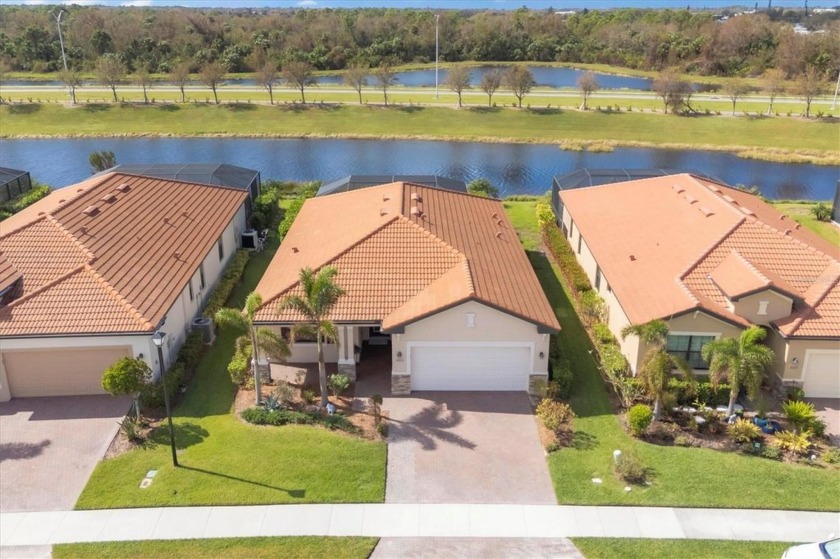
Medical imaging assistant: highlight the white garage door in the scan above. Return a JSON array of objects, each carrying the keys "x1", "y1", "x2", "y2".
[
  {"x1": 410, "y1": 345, "x2": 531, "y2": 391},
  {"x1": 803, "y1": 350, "x2": 840, "y2": 398},
  {"x1": 3, "y1": 346, "x2": 131, "y2": 398}
]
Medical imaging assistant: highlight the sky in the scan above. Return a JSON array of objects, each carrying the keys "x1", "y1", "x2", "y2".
[{"x1": 2, "y1": 0, "x2": 838, "y2": 9}]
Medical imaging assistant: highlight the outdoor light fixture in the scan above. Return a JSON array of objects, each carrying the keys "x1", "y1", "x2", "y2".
[
  {"x1": 153, "y1": 331, "x2": 179, "y2": 467},
  {"x1": 396, "y1": 351, "x2": 404, "y2": 361},
  {"x1": 539, "y1": 352, "x2": 545, "y2": 359},
  {"x1": 792, "y1": 357, "x2": 799, "y2": 365}
]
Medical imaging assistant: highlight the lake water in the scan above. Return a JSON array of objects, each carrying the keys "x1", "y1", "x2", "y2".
[
  {"x1": 2, "y1": 66, "x2": 713, "y2": 91},
  {"x1": 0, "y1": 137, "x2": 836, "y2": 200}
]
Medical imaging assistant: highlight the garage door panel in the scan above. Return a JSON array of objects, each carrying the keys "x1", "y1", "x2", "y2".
[
  {"x1": 410, "y1": 345, "x2": 530, "y2": 391},
  {"x1": 803, "y1": 351, "x2": 840, "y2": 399},
  {"x1": 3, "y1": 347, "x2": 131, "y2": 398}
]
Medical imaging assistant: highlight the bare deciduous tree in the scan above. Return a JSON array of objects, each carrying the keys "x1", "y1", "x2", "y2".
[
  {"x1": 651, "y1": 69, "x2": 691, "y2": 114},
  {"x1": 373, "y1": 62, "x2": 397, "y2": 106},
  {"x1": 761, "y1": 68, "x2": 786, "y2": 115},
  {"x1": 343, "y1": 63, "x2": 368, "y2": 104},
  {"x1": 577, "y1": 70, "x2": 599, "y2": 110},
  {"x1": 503, "y1": 65, "x2": 535, "y2": 108},
  {"x1": 59, "y1": 68, "x2": 82, "y2": 104},
  {"x1": 445, "y1": 64, "x2": 472, "y2": 108},
  {"x1": 795, "y1": 66, "x2": 826, "y2": 118},
  {"x1": 479, "y1": 69, "x2": 502, "y2": 107},
  {"x1": 723, "y1": 77, "x2": 750, "y2": 115},
  {"x1": 95, "y1": 54, "x2": 126, "y2": 102},
  {"x1": 256, "y1": 62, "x2": 279, "y2": 105},
  {"x1": 199, "y1": 61, "x2": 226, "y2": 104},
  {"x1": 169, "y1": 61, "x2": 191, "y2": 103},
  {"x1": 283, "y1": 60, "x2": 315, "y2": 104},
  {"x1": 134, "y1": 65, "x2": 153, "y2": 104}
]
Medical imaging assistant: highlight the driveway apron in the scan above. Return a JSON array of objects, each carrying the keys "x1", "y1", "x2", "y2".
[
  {"x1": 384, "y1": 392, "x2": 556, "y2": 505},
  {"x1": 0, "y1": 395, "x2": 131, "y2": 512}
]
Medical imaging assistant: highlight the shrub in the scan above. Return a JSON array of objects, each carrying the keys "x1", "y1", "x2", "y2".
[
  {"x1": 328, "y1": 374, "x2": 351, "y2": 398},
  {"x1": 302, "y1": 389, "x2": 316, "y2": 405},
  {"x1": 592, "y1": 323, "x2": 617, "y2": 346},
  {"x1": 786, "y1": 386, "x2": 805, "y2": 402},
  {"x1": 203, "y1": 249, "x2": 249, "y2": 320},
  {"x1": 0, "y1": 184, "x2": 50, "y2": 219},
  {"x1": 821, "y1": 447, "x2": 840, "y2": 465},
  {"x1": 534, "y1": 202, "x2": 555, "y2": 227},
  {"x1": 549, "y1": 358, "x2": 573, "y2": 400},
  {"x1": 807, "y1": 417, "x2": 827, "y2": 438},
  {"x1": 241, "y1": 406, "x2": 357, "y2": 433},
  {"x1": 227, "y1": 349, "x2": 251, "y2": 385},
  {"x1": 811, "y1": 202, "x2": 831, "y2": 222},
  {"x1": 774, "y1": 430, "x2": 812, "y2": 456},
  {"x1": 467, "y1": 178, "x2": 499, "y2": 198},
  {"x1": 536, "y1": 398, "x2": 575, "y2": 431},
  {"x1": 119, "y1": 417, "x2": 142, "y2": 442},
  {"x1": 782, "y1": 400, "x2": 816, "y2": 434},
  {"x1": 761, "y1": 446, "x2": 782, "y2": 460},
  {"x1": 627, "y1": 404, "x2": 653, "y2": 436},
  {"x1": 674, "y1": 435, "x2": 691, "y2": 447},
  {"x1": 272, "y1": 381, "x2": 295, "y2": 404},
  {"x1": 377, "y1": 422, "x2": 389, "y2": 438},
  {"x1": 139, "y1": 362, "x2": 184, "y2": 409},
  {"x1": 619, "y1": 377, "x2": 647, "y2": 406},
  {"x1": 580, "y1": 290, "x2": 606, "y2": 325},
  {"x1": 177, "y1": 330, "x2": 205, "y2": 371},
  {"x1": 102, "y1": 357, "x2": 150, "y2": 396},
  {"x1": 548, "y1": 335, "x2": 563, "y2": 363},
  {"x1": 614, "y1": 451, "x2": 646, "y2": 484},
  {"x1": 541, "y1": 224, "x2": 591, "y2": 294},
  {"x1": 727, "y1": 418, "x2": 762, "y2": 443},
  {"x1": 668, "y1": 378, "x2": 729, "y2": 407}
]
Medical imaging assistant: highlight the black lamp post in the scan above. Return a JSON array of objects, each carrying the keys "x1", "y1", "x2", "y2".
[{"x1": 153, "y1": 331, "x2": 178, "y2": 467}]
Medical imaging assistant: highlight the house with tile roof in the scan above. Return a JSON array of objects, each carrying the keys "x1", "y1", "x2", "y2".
[
  {"x1": 254, "y1": 182, "x2": 560, "y2": 395},
  {"x1": 0, "y1": 173, "x2": 249, "y2": 401},
  {"x1": 557, "y1": 173, "x2": 840, "y2": 398}
]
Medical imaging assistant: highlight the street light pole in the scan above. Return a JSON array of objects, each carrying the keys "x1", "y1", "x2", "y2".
[
  {"x1": 153, "y1": 331, "x2": 179, "y2": 468},
  {"x1": 435, "y1": 14, "x2": 440, "y2": 100},
  {"x1": 53, "y1": 9, "x2": 68, "y2": 72},
  {"x1": 832, "y1": 68, "x2": 839, "y2": 111}
]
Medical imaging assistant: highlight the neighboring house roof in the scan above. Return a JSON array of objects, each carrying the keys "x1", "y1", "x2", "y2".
[
  {"x1": 553, "y1": 168, "x2": 717, "y2": 191},
  {"x1": 94, "y1": 163, "x2": 259, "y2": 192},
  {"x1": 0, "y1": 173, "x2": 248, "y2": 337},
  {"x1": 318, "y1": 175, "x2": 467, "y2": 197},
  {"x1": 254, "y1": 182, "x2": 559, "y2": 333},
  {"x1": 559, "y1": 173, "x2": 840, "y2": 338}
]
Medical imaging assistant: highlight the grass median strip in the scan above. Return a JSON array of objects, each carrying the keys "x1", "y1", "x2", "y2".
[
  {"x1": 52, "y1": 537, "x2": 379, "y2": 559},
  {"x1": 505, "y1": 201, "x2": 840, "y2": 511},
  {"x1": 572, "y1": 538, "x2": 795, "y2": 559}
]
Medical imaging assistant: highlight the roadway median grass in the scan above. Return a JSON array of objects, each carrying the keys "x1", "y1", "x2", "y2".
[
  {"x1": 0, "y1": 102, "x2": 837, "y2": 163},
  {"x1": 75, "y1": 232, "x2": 386, "y2": 510},
  {"x1": 505, "y1": 201, "x2": 840, "y2": 511}
]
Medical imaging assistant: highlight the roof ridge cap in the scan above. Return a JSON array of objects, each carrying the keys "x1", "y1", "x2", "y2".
[
  {"x1": 3, "y1": 265, "x2": 87, "y2": 310},
  {"x1": 0, "y1": 212, "x2": 50, "y2": 241},
  {"x1": 461, "y1": 258, "x2": 476, "y2": 297},
  {"x1": 730, "y1": 249, "x2": 772, "y2": 286},
  {"x1": 678, "y1": 217, "x2": 745, "y2": 280},
  {"x1": 783, "y1": 264, "x2": 840, "y2": 335},
  {"x1": 113, "y1": 172, "x2": 251, "y2": 194},
  {"x1": 83, "y1": 264, "x2": 154, "y2": 329},
  {"x1": 755, "y1": 219, "x2": 837, "y2": 263}
]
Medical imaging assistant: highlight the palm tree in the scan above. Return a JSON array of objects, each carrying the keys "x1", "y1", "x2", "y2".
[
  {"x1": 215, "y1": 292, "x2": 289, "y2": 405},
  {"x1": 278, "y1": 267, "x2": 345, "y2": 408},
  {"x1": 621, "y1": 319, "x2": 692, "y2": 420},
  {"x1": 701, "y1": 325, "x2": 775, "y2": 417}
]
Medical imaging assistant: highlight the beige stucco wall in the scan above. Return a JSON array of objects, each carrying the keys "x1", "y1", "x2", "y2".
[
  {"x1": 776, "y1": 337, "x2": 840, "y2": 382},
  {"x1": 732, "y1": 290, "x2": 793, "y2": 326},
  {"x1": 391, "y1": 300, "x2": 550, "y2": 376}
]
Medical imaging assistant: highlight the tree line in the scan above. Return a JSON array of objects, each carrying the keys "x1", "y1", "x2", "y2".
[{"x1": 0, "y1": 5, "x2": 837, "y2": 81}]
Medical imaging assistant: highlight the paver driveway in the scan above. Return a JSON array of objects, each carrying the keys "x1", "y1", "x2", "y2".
[
  {"x1": 384, "y1": 392, "x2": 556, "y2": 505},
  {"x1": 0, "y1": 395, "x2": 130, "y2": 512}
]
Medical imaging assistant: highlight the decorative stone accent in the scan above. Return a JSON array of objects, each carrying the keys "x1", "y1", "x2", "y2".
[
  {"x1": 391, "y1": 373, "x2": 411, "y2": 395},
  {"x1": 529, "y1": 373, "x2": 549, "y2": 396},
  {"x1": 337, "y1": 362, "x2": 357, "y2": 381}
]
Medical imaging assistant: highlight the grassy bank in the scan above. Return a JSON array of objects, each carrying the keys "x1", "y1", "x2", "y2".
[
  {"x1": 775, "y1": 202, "x2": 840, "y2": 248},
  {"x1": 53, "y1": 538, "x2": 379, "y2": 559},
  {"x1": 505, "y1": 201, "x2": 840, "y2": 511},
  {"x1": 1, "y1": 103, "x2": 837, "y2": 164}
]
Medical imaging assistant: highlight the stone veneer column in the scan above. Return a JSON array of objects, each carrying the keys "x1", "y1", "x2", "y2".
[
  {"x1": 337, "y1": 361, "x2": 357, "y2": 382},
  {"x1": 391, "y1": 373, "x2": 411, "y2": 395},
  {"x1": 528, "y1": 373, "x2": 549, "y2": 396}
]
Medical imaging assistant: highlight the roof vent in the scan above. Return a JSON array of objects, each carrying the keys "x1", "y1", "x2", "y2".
[
  {"x1": 79, "y1": 226, "x2": 88, "y2": 235},
  {"x1": 709, "y1": 186, "x2": 721, "y2": 193},
  {"x1": 492, "y1": 212, "x2": 499, "y2": 219},
  {"x1": 380, "y1": 208, "x2": 388, "y2": 216},
  {"x1": 100, "y1": 193, "x2": 117, "y2": 203},
  {"x1": 82, "y1": 205, "x2": 100, "y2": 217},
  {"x1": 794, "y1": 223, "x2": 801, "y2": 230},
  {"x1": 495, "y1": 218, "x2": 503, "y2": 226},
  {"x1": 163, "y1": 217, "x2": 170, "y2": 225},
  {"x1": 411, "y1": 193, "x2": 422, "y2": 202},
  {"x1": 174, "y1": 251, "x2": 182, "y2": 259},
  {"x1": 672, "y1": 184, "x2": 685, "y2": 193},
  {"x1": 739, "y1": 207, "x2": 755, "y2": 216},
  {"x1": 779, "y1": 214, "x2": 787, "y2": 221},
  {"x1": 292, "y1": 247, "x2": 299, "y2": 253},
  {"x1": 784, "y1": 229, "x2": 792, "y2": 235},
  {"x1": 495, "y1": 231, "x2": 503, "y2": 239},
  {"x1": 382, "y1": 194, "x2": 390, "y2": 202},
  {"x1": 77, "y1": 188, "x2": 85, "y2": 193},
  {"x1": 684, "y1": 194, "x2": 698, "y2": 204},
  {"x1": 698, "y1": 206, "x2": 714, "y2": 217},
  {"x1": 629, "y1": 255, "x2": 636, "y2": 261},
  {"x1": 722, "y1": 195, "x2": 737, "y2": 204},
  {"x1": 410, "y1": 206, "x2": 420, "y2": 217},
  {"x1": 116, "y1": 183, "x2": 131, "y2": 193},
  {"x1": 182, "y1": 211, "x2": 190, "y2": 218}
]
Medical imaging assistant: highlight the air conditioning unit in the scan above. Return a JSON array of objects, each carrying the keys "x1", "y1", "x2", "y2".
[
  {"x1": 241, "y1": 230, "x2": 259, "y2": 251},
  {"x1": 191, "y1": 316, "x2": 215, "y2": 345}
]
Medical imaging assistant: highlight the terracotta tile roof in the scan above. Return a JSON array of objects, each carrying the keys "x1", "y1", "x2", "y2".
[
  {"x1": 0, "y1": 253, "x2": 22, "y2": 295},
  {"x1": 560, "y1": 173, "x2": 840, "y2": 338},
  {"x1": 0, "y1": 173, "x2": 248, "y2": 337},
  {"x1": 255, "y1": 183, "x2": 559, "y2": 332}
]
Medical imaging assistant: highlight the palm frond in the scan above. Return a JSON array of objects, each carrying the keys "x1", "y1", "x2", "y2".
[
  {"x1": 245, "y1": 292, "x2": 263, "y2": 320},
  {"x1": 255, "y1": 327, "x2": 291, "y2": 361},
  {"x1": 215, "y1": 307, "x2": 249, "y2": 334}
]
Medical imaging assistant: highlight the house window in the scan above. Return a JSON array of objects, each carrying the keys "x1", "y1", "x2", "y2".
[
  {"x1": 595, "y1": 266, "x2": 602, "y2": 290},
  {"x1": 577, "y1": 234, "x2": 582, "y2": 255},
  {"x1": 465, "y1": 312, "x2": 476, "y2": 328},
  {"x1": 757, "y1": 300, "x2": 769, "y2": 316},
  {"x1": 569, "y1": 220, "x2": 574, "y2": 239},
  {"x1": 667, "y1": 334, "x2": 715, "y2": 370},
  {"x1": 199, "y1": 264, "x2": 206, "y2": 289},
  {"x1": 218, "y1": 238, "x2": 225, "y2": 261},
  {"x1": 188, "y1": 279, "x2": 194, "y2": 301}
]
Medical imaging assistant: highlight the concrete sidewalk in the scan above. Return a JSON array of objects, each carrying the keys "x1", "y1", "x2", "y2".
[{"x1": 2, "y1": 504, "x2": 837, "y2": 548}]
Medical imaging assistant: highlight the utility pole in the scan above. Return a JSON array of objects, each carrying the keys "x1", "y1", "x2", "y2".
[
  {"x1": 832, "y1": 69, "x2": 839, "y2": 111},
  {"x1": 435, "y1": 14, "x2": 440, "y2": 100},
  {"x1": 53, "y1": 9, "x2": 68, "y2": 72}
]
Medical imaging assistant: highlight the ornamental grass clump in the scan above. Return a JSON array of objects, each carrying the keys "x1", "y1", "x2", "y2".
[
  {"x1": 781, "y1": 400, "x2": 816, "y2": 434},
  {"x1": 774, "y1": 430, "x2": 812, "y2": 456}
]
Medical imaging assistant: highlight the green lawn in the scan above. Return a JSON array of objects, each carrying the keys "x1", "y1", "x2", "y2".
[
  {"x1": 0, "y1": 103, "x2": 837, "y2": 163},
  {"x1": 75, "y1": 233, "x2": 386, "y2": 509},
  {"x1": 773, "y1": 202, "x2": 840, "y2": 248},
  {"x1": 505, "y1": 201, "x2": 840, "y2": 511},
  {"x1": 573, "y1": 538, "x2": 795, "y2": 559},
  {"x1": 53, "y1": 537, "x2": 378, "y2": 559}
]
